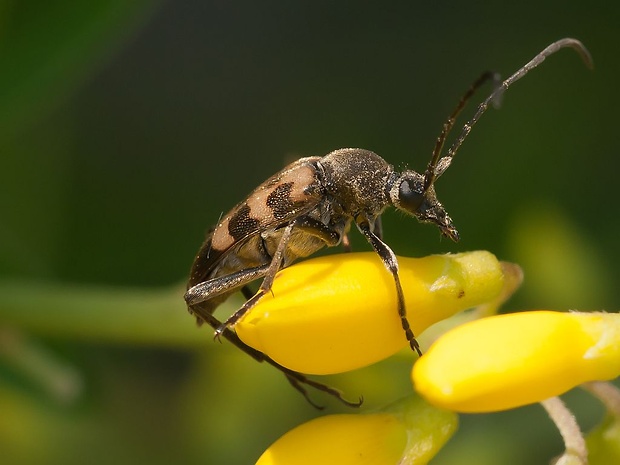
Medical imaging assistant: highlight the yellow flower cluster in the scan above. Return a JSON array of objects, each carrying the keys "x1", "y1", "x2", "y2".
[{"x1": 233, "y1": 251, "x2": 619, "y2": 464}]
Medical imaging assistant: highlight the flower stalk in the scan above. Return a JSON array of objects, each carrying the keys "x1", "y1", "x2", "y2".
[{"x1": 541, "y1": 397, "x2": 587, "y2": 465}]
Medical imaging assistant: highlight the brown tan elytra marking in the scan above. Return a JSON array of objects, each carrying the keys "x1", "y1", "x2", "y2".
[
  {"x1": 184, "y1": 38, "x2": 592, "y2": 408},
  {"x1": 211, "y1": 159, "x2": 322, "y2": 253},
  {"x1": 210, "y1": 216, "x2": 234, "y2": 251}
]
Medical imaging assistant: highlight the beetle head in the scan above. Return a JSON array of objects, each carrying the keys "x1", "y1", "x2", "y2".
[{"x1": 389, "y1": 170, "x2": 459, "y2": 242}]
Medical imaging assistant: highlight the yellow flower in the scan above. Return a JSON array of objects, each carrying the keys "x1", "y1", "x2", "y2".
[
  {"x1": 412, "y1": 311, "x2": 620, "y2": 413},
  {"x1": 255, "y1": 394, "x2": 457, "y2": 465},
  {"x1": 235, "y1": 251, "x2": 506, "y2": 374}
]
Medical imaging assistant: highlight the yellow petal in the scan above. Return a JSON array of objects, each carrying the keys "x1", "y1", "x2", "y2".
[
  {"x1": 235, "y1": 251, "x2": 506, "y2": 374},
  {"x1": 255, "y1": 395, "x2": 457, "y2": 465},
  {"x1": 413, "y1": 311, "x2": 620, "y2": 413}
]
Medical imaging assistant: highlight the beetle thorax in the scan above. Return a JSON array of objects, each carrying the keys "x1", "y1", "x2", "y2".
[{"x1": 317, "y1": 148, "x2": 393, "y2": 218}]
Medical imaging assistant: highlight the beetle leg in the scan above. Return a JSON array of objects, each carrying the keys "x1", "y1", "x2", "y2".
[
  {"x1": 215, "y1": 222, "x2": 296, "y2": 333},
  {"x1": 193, "y1": 309, "x2": 266, "y2": 362},
  {"x1": 190, "y1": 220, "x2": 364, "y2": 408},
  {"x1": 295, "y1": 214, "x2": 353, "y2": 251},
  {"x1": 217, "y1": 216, "x2": 345, "y2": 332},
  {"x1": 295, "y1": 215, "x2": 351, "y2": 251},
  {"x1": 355, "y1": 217, "x2": 422, "y2": 356},
  {"x1": 282, "y1": 370, "x2": 363, "y2": 409},
  {"x1": 184, "y1": 265, "x2": 269, "y2": 307},
  {"x1": 197, "y1": 306, "x2": 362, "y2": 408},
  {"x1": 294, "y1": 216, "x2": 342, "y2": 246}
]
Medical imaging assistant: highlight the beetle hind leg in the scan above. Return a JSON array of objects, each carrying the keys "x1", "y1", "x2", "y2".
[
  {"x1": 194, "y1": 301, "x2": 362, "y2": 408},
  {"x1": 283, "y1": 371, "x2": 363, "y2": 409}
]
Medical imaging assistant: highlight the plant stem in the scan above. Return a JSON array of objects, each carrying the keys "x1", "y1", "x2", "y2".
[{"x1": 0, "y1": 279, "x2": 229, "y2": 347}]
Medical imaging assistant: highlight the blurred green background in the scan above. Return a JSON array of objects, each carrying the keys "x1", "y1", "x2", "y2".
[{"x1": 1, "y1": 1, "x2": 618, "y2": 464}]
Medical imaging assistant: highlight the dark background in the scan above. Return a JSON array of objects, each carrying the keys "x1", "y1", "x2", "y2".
[{"x1": 1, "y1": 1, "x2": 618, "y2": 464}]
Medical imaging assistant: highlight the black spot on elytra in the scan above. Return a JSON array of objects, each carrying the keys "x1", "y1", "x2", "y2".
[
  {"x1": 228, "y1": 204, "x2": 260, "y2": 240},
  {"x1": 457, "y1": 289, "x2": 465, "y2": 298},
  {"x1": 267, "y1": 183, "x2": 295, "y2": 220}
]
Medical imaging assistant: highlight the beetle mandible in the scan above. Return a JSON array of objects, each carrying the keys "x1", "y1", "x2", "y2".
[{"x1": 185, "y1": 38, "x2": 592, "y2": 407}]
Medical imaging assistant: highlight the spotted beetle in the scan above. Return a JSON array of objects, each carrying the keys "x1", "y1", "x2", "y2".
[{"x1": 185, "y1": 38, "x2": 591, "y2": 407}]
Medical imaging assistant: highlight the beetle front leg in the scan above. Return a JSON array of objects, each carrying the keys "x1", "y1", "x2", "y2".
[
  {"x1": 294, "y1": 216, "x2": 342, "y2": 246},
  {"x1": 294, "y1": 214, "x2": 353, "y2": 251},
  {"x1": 356, "y1": 217, "x2": 422, "y2": 356}
]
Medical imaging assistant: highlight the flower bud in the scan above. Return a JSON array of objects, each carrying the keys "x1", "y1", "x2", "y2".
[
  {"x1": 255, "y1": 395, "x2": 457, "y2": 465},
  {"x1": 236, "y1": 251, "x2": 506, "y2": 374},
  {"x1": 413, "y1": 311, "x2": 620, "y2": 412}
]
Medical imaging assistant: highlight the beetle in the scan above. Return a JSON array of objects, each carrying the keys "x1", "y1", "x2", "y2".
[{"x1": 185, "y1": 38, "x2": 591, "y2": 407}]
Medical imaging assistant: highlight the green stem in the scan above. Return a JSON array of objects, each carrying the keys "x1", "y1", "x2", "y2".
[{"x1": 0, "y1": 279, "x2": 226, "y2": 347}]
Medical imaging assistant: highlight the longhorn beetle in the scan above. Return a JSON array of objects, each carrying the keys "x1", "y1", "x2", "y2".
[{"x1": 185, "y1": 38, "x2": 592, "y2": 407}]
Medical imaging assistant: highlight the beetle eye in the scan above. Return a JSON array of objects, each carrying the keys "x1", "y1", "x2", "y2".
[{"x1": 398, "y1": 180, "x2": 425, "y2": 212}]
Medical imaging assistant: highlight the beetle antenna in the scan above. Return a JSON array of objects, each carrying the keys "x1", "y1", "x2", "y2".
[
  {"x1": 423, "y1": 71, "x2": 500, "y2": 192},
  {"x1": 425, "y1": 37, "x2": 593, "y2": 190}
]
